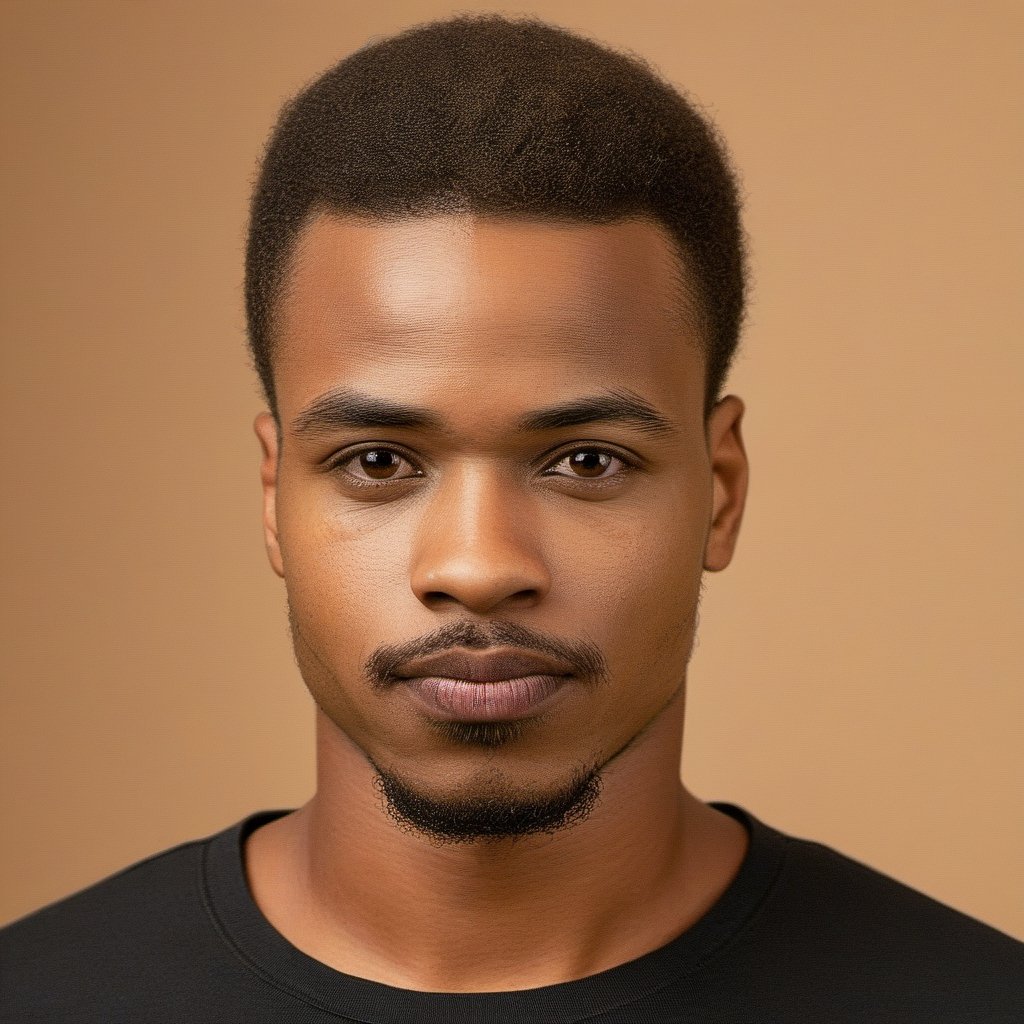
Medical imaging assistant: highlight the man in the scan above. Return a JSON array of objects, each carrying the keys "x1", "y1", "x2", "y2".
[{"x1": 1, "y1": 14, "x2": 1021, "y2": 1022}]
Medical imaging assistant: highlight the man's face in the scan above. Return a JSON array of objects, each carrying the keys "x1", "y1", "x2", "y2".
[{"x1": 256, "y1": 214, "x2": 746, "y2": 839}]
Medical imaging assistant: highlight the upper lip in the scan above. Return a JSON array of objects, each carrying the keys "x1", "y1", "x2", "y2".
[{"x1": 394, "y1": 648, "x2": 575, "y2": 683}]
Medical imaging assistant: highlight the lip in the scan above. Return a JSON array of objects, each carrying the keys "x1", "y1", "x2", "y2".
[
  {"x1": 395, "y1": 648, "x2": 576, "y2": 683},
  {"x1": 395, "y1": 648, "x2": 575, "y2": 722}
]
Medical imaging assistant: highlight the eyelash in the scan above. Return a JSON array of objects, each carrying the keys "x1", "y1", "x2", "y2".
[{"x1": 327, "y1": 444, "x2": 638, "y2": 491}]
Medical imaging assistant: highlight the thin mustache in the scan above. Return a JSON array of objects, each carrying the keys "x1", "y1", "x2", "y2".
[{"x1": 365, "y1": 619, "x2": 609, "y2": 691}]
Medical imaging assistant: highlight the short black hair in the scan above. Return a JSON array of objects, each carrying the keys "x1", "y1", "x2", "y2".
[{"x1": 245, "y1": 14, "x2": 746, "y2": 418}]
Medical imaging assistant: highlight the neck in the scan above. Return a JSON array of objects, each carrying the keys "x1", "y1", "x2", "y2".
[{"x1": 245, "y1": 703, "x2": 748, "y2": 992}]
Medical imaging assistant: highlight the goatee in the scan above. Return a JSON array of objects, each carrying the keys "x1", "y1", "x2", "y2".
[{"x1": 371, "y1": 761, "x2": 603, "y2": 844}]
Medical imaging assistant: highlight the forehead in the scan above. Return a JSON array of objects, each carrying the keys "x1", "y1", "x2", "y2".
[{"x1": 273, "y1": 213, "x2": 705, "y2": 424}]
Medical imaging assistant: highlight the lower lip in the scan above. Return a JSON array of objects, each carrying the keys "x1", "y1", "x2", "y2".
[{"x1": 402, "y1": 674, "x2": 570, "y2": 721}]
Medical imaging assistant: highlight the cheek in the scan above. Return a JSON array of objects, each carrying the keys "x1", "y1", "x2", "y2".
[
  {"x1": 568, "y1": 485, "x2": 708, "y2": 699},
  {"x1": 275, "y1": 481, "x2": 410, "y2": 670},
  {"x1": 277, "y1": 501, "x2": 418, "y2": 744}
]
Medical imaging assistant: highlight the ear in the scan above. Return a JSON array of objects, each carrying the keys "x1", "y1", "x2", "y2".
[
  {"x1": 254, "y1": 412, "x2": 285, "y2": 578},
  {"x1": 703, "y1": 395, "x2": 749, "y2": 572}
]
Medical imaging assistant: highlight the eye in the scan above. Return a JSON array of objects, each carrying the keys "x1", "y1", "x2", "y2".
[
  {"x1": 543, "y1": 447, "x2": 632, "y2": 481},
  {"x1": 334, "y1": 447, "x2": 422, "y2": 485}
]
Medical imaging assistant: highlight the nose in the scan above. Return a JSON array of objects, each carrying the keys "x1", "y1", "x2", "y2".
[{"x1": 409, "y1": 462, "x2": 550, "y2": 614}]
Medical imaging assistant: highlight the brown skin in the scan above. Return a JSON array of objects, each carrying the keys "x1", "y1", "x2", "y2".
[{"x1": 247, "y1": 213, "x2": 750, "y2": 991}]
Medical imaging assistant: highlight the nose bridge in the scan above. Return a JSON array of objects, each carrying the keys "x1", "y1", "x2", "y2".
[{"x1": 410, "y1": 458, "x2": 548, "y2": 611}]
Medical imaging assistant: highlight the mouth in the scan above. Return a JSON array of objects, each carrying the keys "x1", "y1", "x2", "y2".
[
  {"x1": 402, "y1": 674, "x2": 570, "y2": 721},
  {"x1": 394, "y1": 648, "x2": 575, "y2": 722}
]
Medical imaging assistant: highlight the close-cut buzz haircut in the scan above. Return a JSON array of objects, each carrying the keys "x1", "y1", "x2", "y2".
[{"x1": 245, "y1": 14, "x2": 747, "y2": 419}]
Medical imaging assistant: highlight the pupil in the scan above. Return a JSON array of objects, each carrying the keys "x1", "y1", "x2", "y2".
[
  {"x1": 361, "y1": 450, "x2": 398, "y2": 478},
  {"x1": 571, "y1": 451, "x2": 609, "y2": 477}
]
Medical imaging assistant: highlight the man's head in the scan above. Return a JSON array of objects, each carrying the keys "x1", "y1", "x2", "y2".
[{"x1": 249, "y1": 17, "x2": 749, "y2": 844}]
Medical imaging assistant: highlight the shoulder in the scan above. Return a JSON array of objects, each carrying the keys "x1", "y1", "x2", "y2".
[
  {"x1": 0, "y1": 824, "x2": 248, "y2": 1022},
  {"x1": 1, "y1": 832, "x2": 207, "y2": 949},
  {"x1": 719, "y1": 814, "x2": 1024, "y2": 1018},
  {"x1": 777, "y1": 829, "x2": 1022, "y2": 956}
]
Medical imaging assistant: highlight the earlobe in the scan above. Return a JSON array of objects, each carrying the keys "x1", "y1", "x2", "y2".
[
  {"x1": 254, "y1": 412, "x2": 285, "y2": 579},
  {"x1": 703, "y1": 396, "x2": 749, "y2": 573}
]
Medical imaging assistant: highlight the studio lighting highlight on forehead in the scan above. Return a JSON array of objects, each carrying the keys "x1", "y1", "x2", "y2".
[{"x1": 245, "y1": 14, "x2": 747, "y2": 416}]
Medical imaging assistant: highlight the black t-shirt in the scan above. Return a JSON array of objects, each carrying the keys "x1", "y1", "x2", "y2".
[{"x1": 2, "y1": 803, "x2": 1022, "y2": 1022}]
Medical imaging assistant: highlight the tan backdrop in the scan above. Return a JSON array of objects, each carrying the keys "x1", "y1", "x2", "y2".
[{"x1": 2, "y1": 1, "x2": 1022, "y2": 939}]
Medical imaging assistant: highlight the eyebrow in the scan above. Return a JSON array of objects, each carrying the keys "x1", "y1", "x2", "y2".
[
  {"x1": 291, "y1": 386, "x2": 677, "y2": 438},
  {"x1": 517, "y1": 389, "x2": 677, "y2": 436},
  {"x1": 292, "y1": 389, "x2": 446, "y2": 436}
]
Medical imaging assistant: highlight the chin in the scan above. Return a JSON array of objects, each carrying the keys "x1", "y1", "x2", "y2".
[{"x1": 367, "y1": 754, "x2": 604, "y2": 845}]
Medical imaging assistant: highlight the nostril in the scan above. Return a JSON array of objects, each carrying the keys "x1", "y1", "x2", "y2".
[{"x1": 419, "y1": 587, "x2": 541, "y2": 613}]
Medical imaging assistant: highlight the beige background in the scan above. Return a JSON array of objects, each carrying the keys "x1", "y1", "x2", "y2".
[{"x1": 2, "y1": 1, "x2": 1022, "y2": 938}]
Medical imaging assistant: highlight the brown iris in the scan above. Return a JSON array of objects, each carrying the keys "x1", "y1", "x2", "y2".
[
  {"x1": 359, "y1": 449, "x2": 402, "y2": 479},
  {"x1": 568, "y1": 450, "x2": 611, "y2": 478}
]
